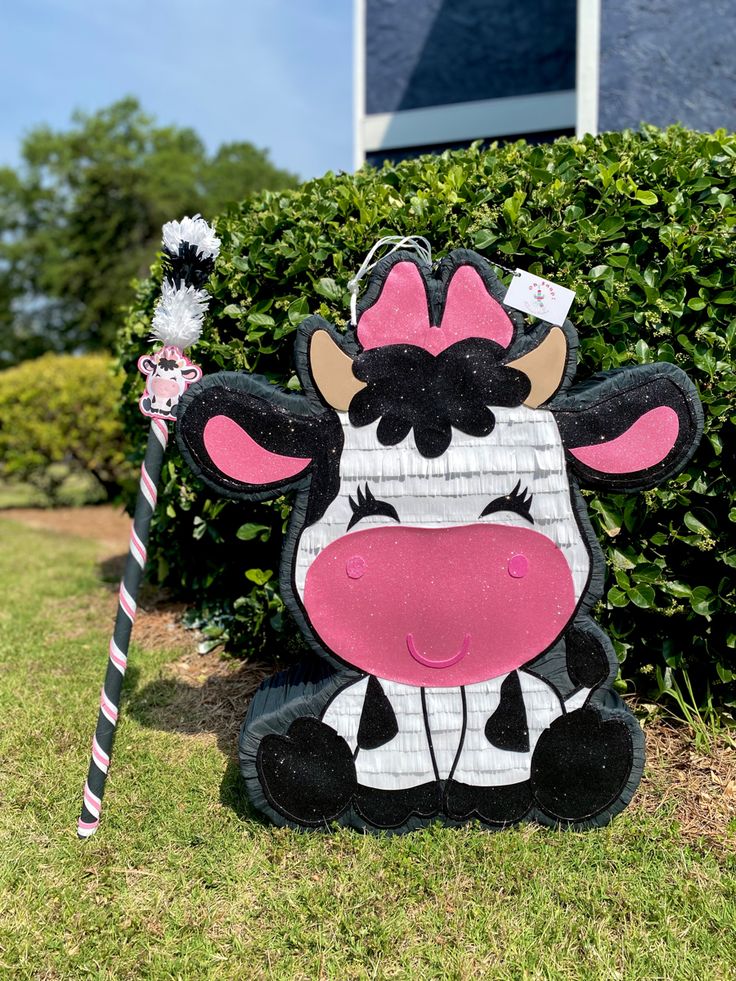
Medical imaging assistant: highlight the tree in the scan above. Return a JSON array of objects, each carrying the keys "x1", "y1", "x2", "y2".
[{"x1": 0, "y1": 98, "x2": 297, "y2": 366}]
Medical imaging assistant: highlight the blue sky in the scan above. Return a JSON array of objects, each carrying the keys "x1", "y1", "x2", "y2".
[{"x1": 0, "y1": 0, "x2": 353, "y2": 180}]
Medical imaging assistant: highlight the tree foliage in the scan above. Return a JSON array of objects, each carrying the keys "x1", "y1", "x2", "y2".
[
  {"x1": 119, "y1": 126, "x2": 735, "y2": 705},
  {"x1": 0, "y1": 353, "x2": 134, "y2": 502},
  {"x1": 0, "y1": 97, "x2": 297, "y2": 366}
]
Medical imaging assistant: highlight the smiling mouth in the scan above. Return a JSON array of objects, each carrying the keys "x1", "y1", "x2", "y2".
[{"x1": 406, "y1": 633, "x2": 471, "y2": 669}]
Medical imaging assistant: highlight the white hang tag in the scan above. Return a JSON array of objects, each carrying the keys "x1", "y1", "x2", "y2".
[{"x1": 503, "y1": 270, "x2": 575, "y2": 326}]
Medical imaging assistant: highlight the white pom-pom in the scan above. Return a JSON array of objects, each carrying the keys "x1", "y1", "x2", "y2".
[
  {"x1": 162, "y1": 214, "x2": 221, "y2": 260},
  {"x1": 150, "y1": 281, "x2": 209, "y2": 350}
]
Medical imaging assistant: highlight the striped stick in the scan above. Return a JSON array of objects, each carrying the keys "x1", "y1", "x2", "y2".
[
  {"x1": 78, "y1": 214, "x2": 219, "y2": 838},
  {"x1": 77, "y1": 418, "x2": 169, "y2": 837}
]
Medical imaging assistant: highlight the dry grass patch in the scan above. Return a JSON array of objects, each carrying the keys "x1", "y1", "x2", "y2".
[{"x1": 636, "y1": 719, "x2": 735, "y2": 850}]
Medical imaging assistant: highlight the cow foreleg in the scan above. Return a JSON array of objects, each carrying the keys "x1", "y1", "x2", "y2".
[{"x1": 562, "y1": 622, "x2": 612, "y2": 710}]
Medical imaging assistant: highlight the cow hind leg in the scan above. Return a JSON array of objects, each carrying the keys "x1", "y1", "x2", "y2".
[{"x1": 530, "y1": 706, "x2": 643, "y2": 827}]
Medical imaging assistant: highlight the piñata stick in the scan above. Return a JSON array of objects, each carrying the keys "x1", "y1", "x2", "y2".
[{"x1": 78, "y1": 215, "x2": 220, "y2": 838}]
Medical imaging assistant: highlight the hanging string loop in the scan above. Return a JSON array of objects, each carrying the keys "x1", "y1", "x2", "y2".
[{"x1": 348, "y1": 235, "x2": 432, "y2": 325}]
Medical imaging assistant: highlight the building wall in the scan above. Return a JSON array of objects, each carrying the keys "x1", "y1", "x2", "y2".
[
  {"x1": 599, "y1": 0, "x2": 736, "y2": 132},
  {"x1": 366, "y1": 0, "x2": 576, "y2": 116}
]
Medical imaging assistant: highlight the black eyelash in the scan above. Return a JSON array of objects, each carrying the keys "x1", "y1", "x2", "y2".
[
  {"x1": 480, "y1": 481, "x2": 535, "y2": 525},
  {"x1": 347, "y1": 483, "x2": 400, "y2": 530}
]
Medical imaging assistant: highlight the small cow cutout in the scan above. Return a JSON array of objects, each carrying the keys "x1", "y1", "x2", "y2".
[
  {"x1": 176, "y1": 249, "x2": 702, "y2": 832},
  {"x1": 138, "y1": 344, "x2": 202, "y2": 421}
]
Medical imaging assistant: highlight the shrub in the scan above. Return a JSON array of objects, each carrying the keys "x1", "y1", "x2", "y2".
[
  {"x1": 119, "y1": 126, "x2": 735, "y2": 706},
  {"x1": 0, "y1": 353, "x2": 134, "y2": 505}
]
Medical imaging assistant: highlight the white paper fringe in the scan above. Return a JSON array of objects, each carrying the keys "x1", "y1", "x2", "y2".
[
  {"x1": 162, "y1": 214, "x2": 221, "y2": 260},
  {"x1": 150, "y1": 281, "x2": 209, "y2": 350}
]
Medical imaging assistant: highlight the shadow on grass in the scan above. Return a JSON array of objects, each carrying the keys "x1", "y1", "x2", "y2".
[
  {"x1": 98, "y1": 553, "x2": 126, "y2": 583},
  {"x1": 127, "y1": 661, "x2": 272, "y2": 823}
]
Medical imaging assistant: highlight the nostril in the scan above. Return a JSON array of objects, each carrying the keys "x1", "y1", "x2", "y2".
[
  {"x1": 346, "y1": 555, "x2": 367, "y2": 579},
  {"x1": 507, "y1": 554, "x2": 529, "y2": 579}
]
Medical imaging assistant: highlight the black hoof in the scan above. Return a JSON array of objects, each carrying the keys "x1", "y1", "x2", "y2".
[
  {"x1": 531, "y1": 707, "x2": 635, "y2": 823},
  {"x1": 354, "y1": 781, "x2": 441, "y2": 829},
  {"x1": 444, "y1": 779, "x2": 532, "y2": 825},
  {"x1": 257, "y1": 717, "x2": 357, "y2": 826}
]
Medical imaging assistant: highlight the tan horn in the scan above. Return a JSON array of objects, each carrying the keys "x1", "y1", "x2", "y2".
[
  {"x1": 309, "y1": 329, "x2": 366, "y2": 411},
  {"x1": 507, "y1": 326, "x2": 568, "y2": 408}
]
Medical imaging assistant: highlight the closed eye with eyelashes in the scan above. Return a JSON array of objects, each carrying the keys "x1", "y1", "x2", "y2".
[
  {"x1": 480, "y1": 481, "x2": 534, "y2": 524},
  {"x1": 348, "y1": 483, "x2": 400, "y2": 530}
]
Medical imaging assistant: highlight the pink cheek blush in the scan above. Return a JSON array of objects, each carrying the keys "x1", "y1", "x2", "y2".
[
  {"x1": 507, "y1": 554, "x2": 529, "y2": 579},
  {"x1": 346, "y1": 555, "x2": 367, "y2": 580}
]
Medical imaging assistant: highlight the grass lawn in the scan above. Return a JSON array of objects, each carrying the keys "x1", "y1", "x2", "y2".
[{"x1": 0, "y1": 517, "x2": 734, "y2": 979}]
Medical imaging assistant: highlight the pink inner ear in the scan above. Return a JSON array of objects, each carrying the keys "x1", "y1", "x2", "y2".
[
  {"x1": 357, "y1": 262, "x2": 431, "y2": 350},
  {"x1": 569, "y1": 406, "x2": 679, "y2": 474},
  {"x1": 203, "y1": 414, "x2": 311, "y2": 485},
  {"x1": 441, "y1": 265, "x2": 514, "y2": 348}
]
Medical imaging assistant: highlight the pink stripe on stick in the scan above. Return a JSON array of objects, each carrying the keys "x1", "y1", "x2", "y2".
[
  {"x1": 119, "y1": 584, "x2": 137, "y2": 622},
  {"x1": 153, "y1": 417, "x2": 169, "y2": 447},
  {"x1": 100, "y1": 688, "x2": 118, "y2": 723},
  {"x1": 130, "y1": 527, "x2": 147, "y2": 565},
  {"x1": 109, "y1": 638, "x2": 127, "y2": 673},
  {"x1": 92, "y1": 736, "x2": 110, "y2": 770},
  {"x1": 83, "y1": 783, "x2": 101, "y2": 818},
  {"x1": 140, "y1": 464, "x2": 157, "y2": 504},
  {"x1": 77, "y1": 817, "x2": 100, "y2": 837}
]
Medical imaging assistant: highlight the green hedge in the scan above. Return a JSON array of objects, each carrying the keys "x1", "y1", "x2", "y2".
[
  {"x1": 119, "y1": 126, "x2": 735, "y2": 704},
  {"x1": 0, "y1": 353, "x2": 134, "y2": 505}
]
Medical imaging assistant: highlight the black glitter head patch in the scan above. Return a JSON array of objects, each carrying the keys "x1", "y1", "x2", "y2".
[{"x1": 348, "y1": 338, "x2": 531, "y2": 458}]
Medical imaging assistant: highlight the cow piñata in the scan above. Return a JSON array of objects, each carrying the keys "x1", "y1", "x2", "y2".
[{"x1": 176, "y1": 249, "x2": 702, "y2": 833}]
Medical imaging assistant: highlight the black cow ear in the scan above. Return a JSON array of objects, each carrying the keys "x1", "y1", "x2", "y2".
[
  {"x1": 176, "y1": 372, "x2": 330, "y2": 501},
  {"x1": 555, "y1": 363, "x2": 703, "y2": 491}
]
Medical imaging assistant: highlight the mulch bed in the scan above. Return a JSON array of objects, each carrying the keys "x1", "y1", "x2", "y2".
[{"x1": 4, "y1": 505, "x2": 734, "y2": 849}]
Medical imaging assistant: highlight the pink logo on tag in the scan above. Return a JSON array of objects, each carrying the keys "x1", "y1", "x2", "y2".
[{"x1": 138, "y1": 345, "x2": 202, "y2": 421}]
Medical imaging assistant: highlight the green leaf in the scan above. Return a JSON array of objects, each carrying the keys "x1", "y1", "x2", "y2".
[
  {"x1": 472, "y1": 228, "x2": 497, "y2": 249},
  {"x1": 245, "y1": 568, "x2": 273, "y2": 585},
  {"x1": 591, "y1": 499, "x2": 622, "y2": 536},
  {"x1": 690, "y1": 585, "x2": 716, "y2": 616},
  {"x1": 634, "y1": 338, "x2": 651, "y2": 363},
  {"x1": 236, "y1": 523, "x2": 271, "y2": 542},
  {"x1": 222, "y1": 303, "x2": 242, "y2": 318},
  {"x1": 607, "y1": 586, "x2": 629, "y2": 608},
  {"x1": 632, "y1": 563, "x2": 662, "y2": 583},
  {"x1": 502, "y1": 190, "x2": 526, "y2": 224},
  {"x1": 287, "y1": 296, "x2": 310, "y2": 325},
  {"x1": 611, "y1": 549, "x2": 636, "y2": 570},
  {"x1": 684, "y1": 511, "x2": 711, "y2": 535},
  {"x1": 662, "y1": 581, "x2": 692, "y2": 598},
  {"x1": 247, "y1": 312, "x2": 276, "y2": 327},
  {"x1": 628, "y1": 584, "x2": 655, "y2": 608},
  {"x1": 635, "y1": 189, "x2": 658, "y2": 205},
  {"x1": 314, "y1": 277, "x2": 343, "y2": 302}
]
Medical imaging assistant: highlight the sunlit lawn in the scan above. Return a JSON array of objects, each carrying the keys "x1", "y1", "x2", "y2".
[{"x1": 0, "y1": 517, "x2": 734, "y2": 979}]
